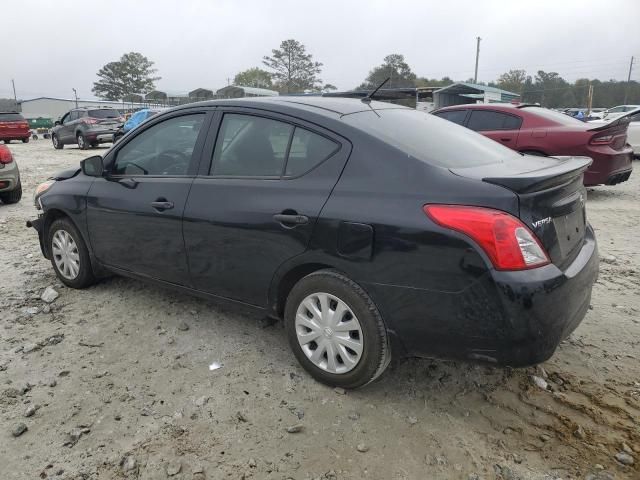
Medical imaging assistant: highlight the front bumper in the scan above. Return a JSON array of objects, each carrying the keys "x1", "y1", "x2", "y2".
[
  {"x1": 26, "y1": 216, "x2": 48, "y2": 259},
  {"x1": 363, "y1": 225, "x2": 599, "y2": 366}
]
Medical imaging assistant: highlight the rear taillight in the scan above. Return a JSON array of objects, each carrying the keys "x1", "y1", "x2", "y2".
[
  {"x1": 590, "y1": 134, "x2": 614, "y2": 145},
  {"x1": 20, "y1": 122, "x2": 29, "y2": 129},
  {"x1": 84, "y1": 118, "x2": 98, "y2": 124},
  {"x1": 424, "y1": 205, "x2": 550, "y2": 271},
  {"x1": 0, "y1": 146, "x2": 13, "y2": 164}
]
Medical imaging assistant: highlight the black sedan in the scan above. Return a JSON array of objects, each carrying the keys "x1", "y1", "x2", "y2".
[{"x1": 28, "y1": 97, "x2": 599, "y2": 389}]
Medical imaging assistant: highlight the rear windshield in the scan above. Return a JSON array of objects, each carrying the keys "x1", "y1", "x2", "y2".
[
  {"x1": 342, "y1": 108, "x2": 519, "y2": 168},
  {"x1": 0, "y1": 113, "x2": 25, "y2": 121},
  {"x1": 88, "y1": 109, "x2": 120, "y2": 119},
  {"x1": 522, "y1": 107, "x2": 586, "y2": 125}
]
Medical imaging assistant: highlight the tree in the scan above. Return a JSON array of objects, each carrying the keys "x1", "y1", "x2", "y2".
[
  {"x1": 92, "y1": 52, "x2": 160, "y2": 100},
  {"x1": 360, "y1": 54, "x2": 416, "y2": 89},
  {"x1": 322, "y1": 84, "x2": 337, "y2": 91},
  {"x1": 263, "y1": 39, "x2": 323, "y2": 93},
  {"x1": 496, "y1": 69, "x2": 528, "y2": 95},
  {"x1": 233, "y1": 68, "x2": 273, "y2": 89}
]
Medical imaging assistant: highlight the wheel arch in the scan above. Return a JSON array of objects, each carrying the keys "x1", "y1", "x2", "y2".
[{"x1": 270, "y1": 262, "x2": 336, "y2": 318}]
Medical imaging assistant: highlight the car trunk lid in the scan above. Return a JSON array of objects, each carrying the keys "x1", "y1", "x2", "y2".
[{"x1": 451, "y1": 155, "x2": 592, "y2": 267}]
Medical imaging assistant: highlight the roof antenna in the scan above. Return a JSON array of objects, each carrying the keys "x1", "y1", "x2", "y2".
[{"x1": 361, "y1": 77, "x2": 390, "y2": 103}]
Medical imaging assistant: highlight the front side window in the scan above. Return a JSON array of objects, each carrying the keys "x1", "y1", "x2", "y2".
[
  {"x1": 434, "y1": 110, "x2": 468, "y2": 125},
  {"x1": 67, "y1": 111, "x2": 78, "y2": 122},
  {"x1": 113, "y1": 114, "x2": 204, "y2": 176},
  {"x1": 467, "y1": 110, "x2": 522, "y2": 131}
]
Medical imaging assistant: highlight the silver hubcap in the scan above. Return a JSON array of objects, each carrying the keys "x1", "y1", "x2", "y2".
[
  {"x1": 53, "y1": 136, "x2": 58, "y2": 147},
  {"x1": 295, "y1": 292, "x2": 363, "y2": 374},
  {"x1": 52, "y1": 230, "x2": 80, "y2": 280},
  {"x1": 77, "y1": 135, "x2": 84, "y2": 148}
]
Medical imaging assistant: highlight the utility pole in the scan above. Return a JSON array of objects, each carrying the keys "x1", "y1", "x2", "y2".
[
  {"x1": 72, "y1": 88, "x2": 78, "y2": 108},
  {"x1": 623, "y1": 56, "x2": 634, "y2": 104},
  {"x1": 11, "y1": 79, "x2": 17, "y2": 102},
  {"x1": 473, "y1": 37, "x2": 481, "y2": 84},
  {"x1": 587, "y1": 83, "x2": 594, "y2": 115}
]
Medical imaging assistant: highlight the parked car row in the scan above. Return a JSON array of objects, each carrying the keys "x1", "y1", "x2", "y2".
[
  {"x1": 432, "y1": 103, "x2": 633, "y2": 186},
  {"x1": 28, "y1": 97, "x2": 599, "y2": 388}
]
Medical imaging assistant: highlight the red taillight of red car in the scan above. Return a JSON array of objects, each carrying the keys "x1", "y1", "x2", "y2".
[
  {"x1": 0, "y1": 146, "x2": 14, "y2": 164},
  {"x1": 590, "y1": 134, "x2": 614, "y2": 145},
  {"x1": 423, "y1": 205, "x2": 550, "y2": 271}
]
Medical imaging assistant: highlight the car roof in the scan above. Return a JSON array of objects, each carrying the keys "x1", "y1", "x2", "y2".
[
  {"x1": 170, "y1": 96, "x2": 404, "y2": 118},
  {"x1": 73, "y1": 106, "x2": 118, "y2": 110}
]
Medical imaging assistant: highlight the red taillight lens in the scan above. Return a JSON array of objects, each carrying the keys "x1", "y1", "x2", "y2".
[
  {"x1": 84, "y1": 118, "x2": 98, "y2": 124},
  {"x1": 0, "y1": 146, "x2": 13, "y2": 164},
  {"x1": 424, "y1": 205, "x2": 550, "y2": 271},
  {"x1": 590, "y1": 134, "x2": 613, "y2": 145},
  {"x1": 20, "y1": 122, "x2": 29, "y2": 129}
]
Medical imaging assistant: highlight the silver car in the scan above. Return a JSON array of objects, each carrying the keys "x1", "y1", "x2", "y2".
[{"x1": 0, "y1": 145, "x2": 22, "y2": 204}]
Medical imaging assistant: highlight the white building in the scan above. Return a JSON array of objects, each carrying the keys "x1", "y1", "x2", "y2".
[{"x1": 18, "y1": 97, "x2": 149, "y2": 120}]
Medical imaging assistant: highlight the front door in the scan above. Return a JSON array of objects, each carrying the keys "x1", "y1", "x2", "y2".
[
  {"x1": 183, "y1": 111, "x2": 350, "y2": 306},
  {"x1": 86, "y1": 111, "x2": 209, "y2": 286}
]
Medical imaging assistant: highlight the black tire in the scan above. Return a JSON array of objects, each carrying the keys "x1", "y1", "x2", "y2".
[
  {"x1": 47, "y1": 217, "x2": 96, "y2": 289},
  {"x1": 4, "y1": 139, "x2": 10, "y2": 144},
  {"x1": 52, "y1": 134, "x2": 63, "y2": 149},
  {"x1": 22, "y1": 137, "x2": 29, "y2": 143},
  {"x1": 284, "y1": 269, "x2": 391, "y2": 389},
  {"x1": 77, "y1": 133, "x2": 88, "y2": 150},
  {"x1": 0, "y1": 181, "x2": 22, "y2": 204}
]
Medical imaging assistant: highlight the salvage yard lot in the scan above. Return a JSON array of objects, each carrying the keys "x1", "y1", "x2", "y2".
[{"x1": 1, "y1": 141, "x2": 639, "y2": 480}]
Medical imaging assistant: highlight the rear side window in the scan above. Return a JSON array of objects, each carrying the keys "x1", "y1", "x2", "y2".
[
  {"x1": 434, "y1": 110, "x2": 467, "y2": 125},
  {"x1": 285, "y1": 128, "x2": 338, "y2": 177},
  {"x1": 467, "y1": 110, "x2": 522, "y2": 131},
  {"x1": 89, "y1": 109, "x2": 120, "y2": 118},
  {"x1": 211, "y1": 114, "x2": 339, "y2": 178},
  {"x1": 0, "y1": 113, "x2": 25, "y2": 121}
]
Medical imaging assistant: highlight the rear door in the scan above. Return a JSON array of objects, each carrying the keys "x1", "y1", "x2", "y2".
[
  {"x1": 86, "y1": 110, "x2": 211, "y2": 285},
  {"x1": 183, "y1": 109, "x2": 351, "y2": 306},
  {"x1": 466, "y1": 109, "x2": 522, "y2": 148}
]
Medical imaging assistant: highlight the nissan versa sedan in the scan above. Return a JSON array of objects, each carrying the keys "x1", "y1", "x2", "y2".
[
  {"x1": 433, "y1": 103, "x2": 633, "y2": 186},
  {"x1": 27, "y1": 97, "x2": 599, "y2": 388}
]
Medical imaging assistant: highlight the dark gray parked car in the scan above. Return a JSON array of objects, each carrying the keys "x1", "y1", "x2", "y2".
[{"x1": 51, "y1": 107, "x2": 122, "y2": 150}]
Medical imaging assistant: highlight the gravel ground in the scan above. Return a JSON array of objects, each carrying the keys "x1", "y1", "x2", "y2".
[{"x1": 1, "y1": 140, "x2": 639, "y2": 480}]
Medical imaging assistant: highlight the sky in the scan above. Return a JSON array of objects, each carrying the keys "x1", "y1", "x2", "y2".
[{"x1": 2, "y1": 0, "x2": 639, "y2": 100}]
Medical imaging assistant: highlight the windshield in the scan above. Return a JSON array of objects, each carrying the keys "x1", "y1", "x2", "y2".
[
  {"x1": 88, "y1": 109, "x2": 120, "y2": 119},
  {"x1": 343, "y1": 108, "x2": 519, "y2": 168},
  {"x1": 0, "y1": 113, "x2": 25, "y2": 122}
]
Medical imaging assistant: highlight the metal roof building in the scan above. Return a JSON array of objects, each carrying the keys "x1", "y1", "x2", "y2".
[
  {"x1": 18, "y1": 97, "x2": 149, "y2": 120},
  {"x1": 433, "y1": 82, "x2": 520, "y2": 108},
  {"x1": 216, "y1": 85, "x2": 279, "y2": 99}
]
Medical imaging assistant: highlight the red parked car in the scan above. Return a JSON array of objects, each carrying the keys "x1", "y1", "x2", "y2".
[
  {"x1": 433, "y1": 104, "x2": 633, "y2": 186},
  {"x1": 0, "y1": 112, "x2": 30, "y2": 144}
]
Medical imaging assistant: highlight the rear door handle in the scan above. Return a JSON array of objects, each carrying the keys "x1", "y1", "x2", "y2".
[
  {"x1": 151, "y1": 200, "x2": 174, "y2": 211},
  {"x1": 273, "y1": 213, "x2": 309, "y2": 226}
]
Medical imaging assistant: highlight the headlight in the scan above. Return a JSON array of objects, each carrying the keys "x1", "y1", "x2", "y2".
[{"x1": 34, "y1": 180, "x2": 55, "y2": 209}]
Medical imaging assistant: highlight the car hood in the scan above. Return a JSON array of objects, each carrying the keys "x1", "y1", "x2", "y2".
[{"x1": 50, "y1": 167, "x2": 81, "y2": 181}]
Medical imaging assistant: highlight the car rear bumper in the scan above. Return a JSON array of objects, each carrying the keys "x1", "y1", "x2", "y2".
[
  {"x1": 0, "y1": 161, "x2": 20, "y2": 191},
  {"x1": 84, "y1": 131, "x2": 116, "y2": 143},
  {"x1": 0, "y1": 130, "x2": 30, "y2": 140},
  {"x1": 583, "y1": 147, "x2": 633, "y2": 185},
  {"x1": 362, "y1": 225, "x2": 599, "y2": 366}
]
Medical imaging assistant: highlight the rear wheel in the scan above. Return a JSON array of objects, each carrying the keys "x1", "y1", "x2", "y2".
[
  {"x1": 4, "y1": 139, "x2": 10, "y2": 144},
  {"x1": 0, "y1": 181, "x2": 22, "y2": 204},
  {"x1": 47, "y1": 218, "x2": 96, "y2": 289},
  {"x1": 76, "y1": 133, "x2": 88, "y2": 150},
  {"x1": 285, "y1": 269, "x2": 390, "y2": 389},
  {"x1": 52, "y1": 134, "x2": 63, "y2": 149},
  {"x1": 22, "y1": 137, "x2": 29, "y2": 143}
]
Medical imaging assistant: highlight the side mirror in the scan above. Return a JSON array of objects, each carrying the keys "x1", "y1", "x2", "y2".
[
  {"x1": 81, "y1": 155, "x2": 104, "y2": 177},
  {"x1": 54, "y1": 120, "x2": 61, "y2": 126}
]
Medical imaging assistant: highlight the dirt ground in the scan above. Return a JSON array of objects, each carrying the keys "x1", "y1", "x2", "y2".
[{"x1": 1, "y1": 140, "x2": 638, "y2": 480}]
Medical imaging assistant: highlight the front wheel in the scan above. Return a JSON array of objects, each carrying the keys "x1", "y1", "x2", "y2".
[
  {"x1": 285, "y1": 270, "x2": 391, "y2": 389},
  {"x1": 47, "y1": 218, "x2": 96, "y2": 288},
  {"x1": 52, "y1": 134, "x2": 63, "y2": 149}
]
